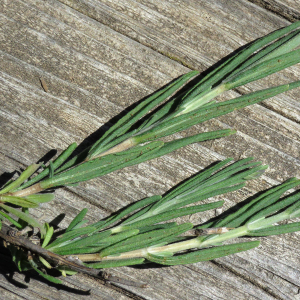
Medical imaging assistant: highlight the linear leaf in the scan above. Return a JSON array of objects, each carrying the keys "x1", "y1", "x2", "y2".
[
  {"x1": 226, "y1": 30, "x2": 300, "y2": 81},
  {"x1": 179, "y1": 20, "x2": 300, "y2": 107},
  {"x1": 87, "y1": 258, "x2": 145, "y2": 269},
  {"x1": 0, "y1": 164, "x2": 41, "y2": 194},
  {"x1": 248, "y1": 222, "x2": 300, "y2": 236},
  {"x1": 66, "y1": 208, "x2": 88, "y2": 232},
  {"x1": 39, "y1": 256, "x2": 52, "y2": 269},
  {"x1": 226, "y1": 49, "x2": 300, "y2": 89},
  {"x1": 45, "y1": 226, "x2": 97, "y2": 249},
  {"x1": 158, "y1": 158, "x2": 234, "y2": 205},
  {"x1": 134, "y1": 129, "x2": 235, "y2": 162},
  {"x1": 93, "y1": 195, "x2": 161, "y2": 229},
  {"x1": 0, "y1": 210, "x2": 22, "y2": 228},
  {"x1": 40, "y1": 142, "x2": 163, "y2": 188},
  {"x1": 248, "y1": 191, "x2": 300, "y2": 222},
  {"x1": 135, "y1": 80, "x2": 300, "y2": 144},
  {"x1": 42, "y1": 226, "x2": 54, "y2": 248},
  {"x1": 17, "y1": 143, "x2": 77, "y2": 190},
  {"x1": 25, "y1": 193, "x2": 55, "y2": 204},
  {"x1": 30, "y1": 262, "x2": 62, "y2": 284},
  {"x1": 0, "y1": 204, "x2": 45, "y2": 236},
  {"x1": 146, "y1": 241, "x2": 260, "y2": 265},
  {"x1": 53, "y1": 229, "x2": 139, "y2": 253},
  {"x1": 122, "y1": 201, "x2": 224, "y2": 231},
  {"x1": 100, "y1": 223, "x2": 193, "y2": 257},
  {"x1": 0, "y1": 196, "x2": 39, "y2": 208},
  {"x1": 42, "y1": 130, "x2": 234, "y2": 190},
  {"x1": 214, "y1": 177, "x2": 300, "y2": 228},
  {"x1": 53, "y1": 246, "x2": 106, "y2": 256}
]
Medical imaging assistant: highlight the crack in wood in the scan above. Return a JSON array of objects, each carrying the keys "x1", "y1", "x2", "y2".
[{"x1": 247, "y1": 0, "x2": 300, "y2": 22}]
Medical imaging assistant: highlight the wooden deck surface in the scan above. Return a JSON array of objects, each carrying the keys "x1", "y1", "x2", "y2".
[{"x1": 1, "y1": 0, "x2": 300, "y2": 299}]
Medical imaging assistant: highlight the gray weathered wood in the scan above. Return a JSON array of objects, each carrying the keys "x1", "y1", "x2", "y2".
[
  {"x1": 248, "y1": 0, "x2": 300, "y2": 21},
  {"x1": 1, "y1": 0, "x2": 300, "y2": 299}
]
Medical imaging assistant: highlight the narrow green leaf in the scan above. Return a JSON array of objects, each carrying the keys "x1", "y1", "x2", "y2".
[
  {"x1": 100, "y1": 223, "x2": 193, "y2": 257},
  {"x1": 225, "y1": 29, "x2": 300, "y2": 81},
  {"x1": 0, "y1": 164, "x2": 41, "y2": 194},
  {"x1": 0, "y1": 210, "x2": 23, "y2": 228},
  {"x1": 29, "y1": 262, "x2": 62, "y2": 284},
  {"x1": 56, "y1": 267, "x2": 78, "y2": 275},
  {"x1": 226, "y1": 49, "x2": 300, "y2": 89},
  {"x1": 179, "y1": 20, "x2": 300, "y2": 107},
  {"x1": 54, "y1": 147, "x2": 91, "y2": 174},
  {"x1": 137, "y1": 223, "x2": 178, "y2": 234},
  {"x1": 248, "y1": 222, "x2": 300, "y2": 236},
  {"x1": 16, "y1": 143, "x2": 77, "y2": 190},
  {"x1": 57, "y1": 229, "x2": 139, "y2": 252},
  {"x1": 25, "y1": 193, "x2": 55, "y2": 204},
  {"x1": 0, "y1": 204, "x2": 45, "y2": 236},
  {"x1": 169, "y1": 183, "x2": 245, "y2": 212},
  {"x1": 157, "y1": 158, "x2": 234, "y2": 205},
  {"x1": 40, "y1": 142, "x2": 163, "y2": 188},
  {"x1": 122, "y1": 201, "x2": 223, "y2": 231},
  {"x1": 71, "y1": 220, "x2": 89, "y2": 230},
  {"x1": 66, "y1": 208, "x2": 88, "y2": 232},
  {"x1": 248, "y1": 191, "x2": 300, "y2": 222},
  {"x1": 45, "y1": 226, "x2": 97, "y2": 249},
  {"x1": 0, "y1": 196, "x2": 38, "y2": 208},
  {"x1": 214, "y1": 177, "x2": 300, "y2": 228},
  {"x1": 87, "y1": 258, "x2": 145, "y2": 269},
  {"x1": 42, "y1": 226, "x2": 54, "y2": 248},
  {"x1": 39, "y1": 256, "x2": 52, "y2": 269},
  {"x1": 136, "y1": 159, "x2": 264, "y2": 222},
  {"x1": 43, "y1": 130, "x2": 234, "y2": 191},
  {"x1": 53, "y1": 246, "x2": 106, "y2": 256},
  {"x1": 88, "y1": 216, "x2": 115, "y2": 232},
  {"x1": 93, "y1": 195, "x2": 161, "y2": 229},
  {"x1": 285, "y1": 198, "x2": 300, "y2": 218},
  {"x1": 49, "y1": 161, "x2": 55, "y2": 178},
  {"x1": 134, "y1": 130, "x2": 235, "y2": 163},
  {"x1": 233, "y1": 179, "x2": 300, "y2": 226},
  {"x1": 181, "y1": 164, "x2": 266, "y2": 198},
  {"x1": 146, "y1": 241, "x2": 260, "y2": 265},
  {"x1": 44, "y1": 222, "x2": 50, "y2": 233},
  {"x1": 137, "y1": 80, "x2": 300, "y2": 144}
]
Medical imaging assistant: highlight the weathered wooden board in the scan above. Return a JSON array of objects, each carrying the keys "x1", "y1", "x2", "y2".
[
  {"x1": 1, "y1": 0, "x2": 300, "y2": 299},
  {"x1": 248, "y1": 0, "x2": 300, "y2": 21}
]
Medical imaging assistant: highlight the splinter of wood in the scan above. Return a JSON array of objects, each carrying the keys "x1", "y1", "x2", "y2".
[{"x1": 40, "y1": 77, "x2": 48, "y2": 92}]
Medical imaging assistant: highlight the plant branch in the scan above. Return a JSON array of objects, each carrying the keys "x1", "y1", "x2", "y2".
[{"x1": 0, "y1": 223, "x2": 147, "y2": 288}]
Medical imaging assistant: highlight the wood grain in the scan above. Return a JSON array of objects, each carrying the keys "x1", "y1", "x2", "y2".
[{"x1": 1, "y1": 0, "x2": 300, "y2": 299}]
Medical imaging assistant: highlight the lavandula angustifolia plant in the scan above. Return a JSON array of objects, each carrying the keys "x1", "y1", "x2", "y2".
[{"x1": 1, "y1": 21, "x2": 300, "y2": 284}]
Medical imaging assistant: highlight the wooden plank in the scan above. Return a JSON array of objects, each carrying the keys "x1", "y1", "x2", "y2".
[
  {"x1": 57, "y1": 0, "x2": 300, "y2": 121},
  {"x1": 248, "y1": 0, "x2": 300, "y2": 21},
  {"x1": 1, "y1": 0, "x2": 300, "y2": 299}
]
